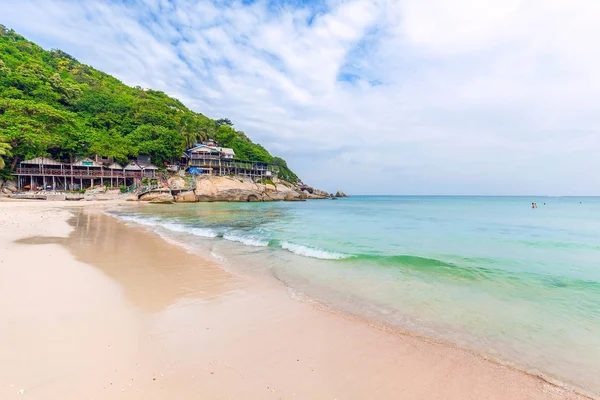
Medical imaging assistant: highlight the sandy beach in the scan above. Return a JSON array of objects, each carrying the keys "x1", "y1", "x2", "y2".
[{"x1": 0, "y1": 200, "x2": 587, "y2": 399}]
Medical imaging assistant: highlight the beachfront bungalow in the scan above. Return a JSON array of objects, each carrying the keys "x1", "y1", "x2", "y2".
[
  {"x1": 180, "y1": 142, "x2": 278, "y2": 180},
  {"x1": 124, "y1": 161, "x2": 158, "y2": 178},
  {"x1": 15, "y1": 155, "x2": 159, "y2": 191}
]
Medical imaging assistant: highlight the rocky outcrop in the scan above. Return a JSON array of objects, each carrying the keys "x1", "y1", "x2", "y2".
[
  {"x1": 144, "y1": 175, "x2": 331, "y2": 203},
  {"x1": 335, "y1": 190, "x2": 347, "y2": 197},
  {"x1": 186, "y1": 175, "x2": 309, "y2": 202},
  {"x1": 298, "y1": 184, "x2": 330, "y2": 199}
]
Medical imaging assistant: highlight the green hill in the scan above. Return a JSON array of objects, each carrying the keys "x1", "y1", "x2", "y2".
[{"x1": 0, "y1": 25, "x2": 297, "y2": 181}]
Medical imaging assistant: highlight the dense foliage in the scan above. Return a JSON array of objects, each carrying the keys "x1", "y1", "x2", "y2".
[{"x1": 0, "y1": 26, "x2": 298, "y2": 181}]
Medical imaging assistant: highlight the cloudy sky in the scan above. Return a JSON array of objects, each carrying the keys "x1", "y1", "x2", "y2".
[{"x1": 3, "y1": 0, "x2": 600, "y2": 194}]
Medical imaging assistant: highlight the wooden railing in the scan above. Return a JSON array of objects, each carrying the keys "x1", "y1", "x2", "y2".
[
  {"x1": 15, "y1": 168, "x2": 155, "y2": 178},
  {"x1": 187, "y1": 160, "x2": 279, "y2": 172}
]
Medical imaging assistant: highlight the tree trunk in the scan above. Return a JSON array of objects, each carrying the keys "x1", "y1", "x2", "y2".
[{"x1": 10, "y1": 156, "x2": 19, "y2": 171}]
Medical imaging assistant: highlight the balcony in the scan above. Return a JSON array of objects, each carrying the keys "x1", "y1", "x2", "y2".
[{"x1": 15, "y1": 167, "x2": 152, "y2": 178}]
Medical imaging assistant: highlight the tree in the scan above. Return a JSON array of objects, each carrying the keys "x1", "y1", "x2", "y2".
[
  {"x1": 0, "y1": 99, "x2": 77, "y2": 168},
  {"x1": 215, "y1": 118, "x2": 233, "y2": 127},
  {"x1": 0, "y1": 27, "x2": 300, "y2": 180},
  {"x1": 0, "y1": 141, "x2": 11, "y2": 169},
  {"x1": 179, "y1": 114, "x2": 210, "y2": 148},
  {"x1": 128, "y1": 124, "x2": 185, "y2": 165}
]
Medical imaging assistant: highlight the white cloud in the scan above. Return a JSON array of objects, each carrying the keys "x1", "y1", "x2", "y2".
[{"x1": 2, "y1": 0, "x2": 600, "y2": 194}]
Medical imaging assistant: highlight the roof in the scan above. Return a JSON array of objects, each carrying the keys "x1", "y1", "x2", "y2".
[
  {"x1": 108, "y1": 162, "x2": 123, "y2": 170},
  {"x1": 138, "y1": 161, "x2": 158, "y2": 170},
  {"x1": 124, "y1": 161, "x2": 158, "y2": 170},
  {"x1": 21, "y1": 157, "x2": 63, "y2": 166},
  {"x1": 187, "y1": 144, "x2": 235, "y2": 156},
  {"x1": 219, "y1": 147, "x2": 235, "y2": 156},
  {"x1": 188, "y1": 144, "x2": 222, "y2": 154},
  {"x1": 124, "y1": 162, "x2": 142, "y2": 170},
  {"x1": 72, "y1": 158, "x2": 101, "y2": 167}
]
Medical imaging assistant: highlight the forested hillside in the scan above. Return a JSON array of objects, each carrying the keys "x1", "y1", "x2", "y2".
[{"x1": 0, "y1": 25, "x2": 297, "y2": 181}]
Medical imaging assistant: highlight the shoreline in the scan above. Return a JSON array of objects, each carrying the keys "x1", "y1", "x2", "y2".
[
  {"x1": 0, "y1": 200, "x2": 590, "y2": 399},
  {"x1": 133, "y1": 212, "x2": 596, "y2": 400}
]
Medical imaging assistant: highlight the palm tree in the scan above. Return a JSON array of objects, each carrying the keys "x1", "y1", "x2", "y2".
[
  {"x1": 180, "y1": 116, "x2": 200, "y2": 149},
  {"x1": 0, "y1": 141, "x2": 11, "y2": 169}
]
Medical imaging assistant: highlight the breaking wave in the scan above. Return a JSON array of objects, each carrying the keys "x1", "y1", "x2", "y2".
[
  {"x1": 109, "y1": 213, "x2": 217, "y2": 238},
  {"x1": 279, "y1": 241, "x2": 350, "y2": 260},
  {"x1": 223, "y1": 233, "x2": 270, "y2": 247}
]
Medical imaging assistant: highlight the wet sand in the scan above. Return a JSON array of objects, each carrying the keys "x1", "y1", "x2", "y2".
[{"x1": 0, "y1": 201, "x2": 587, "y2": 399}]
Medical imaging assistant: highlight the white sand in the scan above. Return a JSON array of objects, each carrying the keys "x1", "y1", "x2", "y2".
[{"x1": 0, "y1": 201, "x2": 587, "y2": 399}]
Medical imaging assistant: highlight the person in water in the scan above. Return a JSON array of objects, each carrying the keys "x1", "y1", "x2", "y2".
[{"x1": 532, "y1": 202, "x2": 537, "y2": 209}]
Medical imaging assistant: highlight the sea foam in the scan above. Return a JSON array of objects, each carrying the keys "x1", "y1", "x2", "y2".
[
  {"x1": 223, "y1": 233, "x2": 269, "y2": 247},
  {"x1": 280, "y1": 241, "x2": 349, "y2": 260},
  {"x1": 111, "y1": 214, "x2": 217, "y2": 238}
]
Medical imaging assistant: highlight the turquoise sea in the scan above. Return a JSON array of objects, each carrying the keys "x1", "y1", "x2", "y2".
[{"x1": 109, "y1": 196, "x2": 600, "y2": 395}]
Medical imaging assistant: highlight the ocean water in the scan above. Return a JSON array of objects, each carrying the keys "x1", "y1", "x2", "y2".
[{"x1": 108, "y1": 196, "x2": 600, "y2": 395}]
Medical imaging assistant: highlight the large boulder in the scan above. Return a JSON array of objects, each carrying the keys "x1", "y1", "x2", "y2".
[
  {"x1": 311, "y1": 188, "x2": 330, "y2": 198},
  {"x1": 247, "y1": 194, "x2": 261, "y2": 202},
  {"x1": 174, "y1": 190, "x2": 197, "y2": 203},
  {"x1": 1, "y1": 180, "x2": 17, "y2": 193},
  {"x1": 284, "y1": 191, "x2": 305, "y2": 201},
  {"x1": 264, "y1": 191, "x2": 286, "y2": 201},
  {"x1": 149, "y1": 193, "x2": 175, "y2": 203},
  {"x1": 168, "y1": 176, "x2": 187, "y2": 190},
  {"x1": 335, "y1": 190, "x2": 347, "y2": 197},
  {"x1": 140, "y1": 191, "x2": 174, "y2": 202}
]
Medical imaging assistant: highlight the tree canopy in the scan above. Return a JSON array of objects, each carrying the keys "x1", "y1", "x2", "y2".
[{"x1": 0, "y1": 25, "x2": 298, "y2": 181}]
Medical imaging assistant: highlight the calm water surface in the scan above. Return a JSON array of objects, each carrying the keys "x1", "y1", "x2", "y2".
[{"x1": 109, "y1": 196, "x2": 600, "y2": 395}]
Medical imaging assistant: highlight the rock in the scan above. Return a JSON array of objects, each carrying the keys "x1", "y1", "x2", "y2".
[
  {"x1": 140, "y1": 191, "x2": 174, "y2": 202},
  {"x1": 66, "y1": 194, "x2": 84, "y2": 201},
  {"x1": 2, "y1": 180, "x2": 17, "y2": 193},
  {"x1": 174, "y1": 190, "x2": 197, "y2": 203},
  {"x1": 2, "y1": 187, "x2": 11, "y2": 194},
  {"x1": 196, "y1": 195, "x2": 215, "y2": 202},
  {"x1": 149, "y1": 193, "x2": 175, "y2": 204},
  {"x1": 284, "y1": 191, "x2": 305, "y2": 201},
  {"x1": 85, "y1": 185, "x2": 107, "y2": 195},
  {"x1": 247, "y1": 194, "x2": 261, "y2": 202},
  {"x1": 311, "y1": 188, "x2": 329, "y2": 198},
  {"x1": 168, "y1": 176, "x2": 187, "y2": 190},
  {"x1": 264, "y1": 191, "x2": 286, "y2": 201},
  {"x1": 335, "y1": 190, "x2": 347, "y2": 197}
]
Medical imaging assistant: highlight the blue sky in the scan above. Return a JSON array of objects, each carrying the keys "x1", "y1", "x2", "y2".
[{"x1": 3, "y1": 0, "x2": 600, "y2": 195}]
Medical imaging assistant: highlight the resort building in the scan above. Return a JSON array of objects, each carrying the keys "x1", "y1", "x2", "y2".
[
  {"x1": 15, "y1": 155, "x2": 158, "y2": 191},
  {"x1": 13, "y1": 141, "x2": 278, "y2": 191},
  {"x1": 181, "y1": 142, "x2": 278, "y2": 180}
]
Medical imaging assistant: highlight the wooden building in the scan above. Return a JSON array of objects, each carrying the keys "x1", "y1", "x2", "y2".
[
  {"x1": 15, "y1": 156, "x2": 158, "y2": 191},
  {"x1": 181, "y1": 143, "x2": 278, "y2": 180}
]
